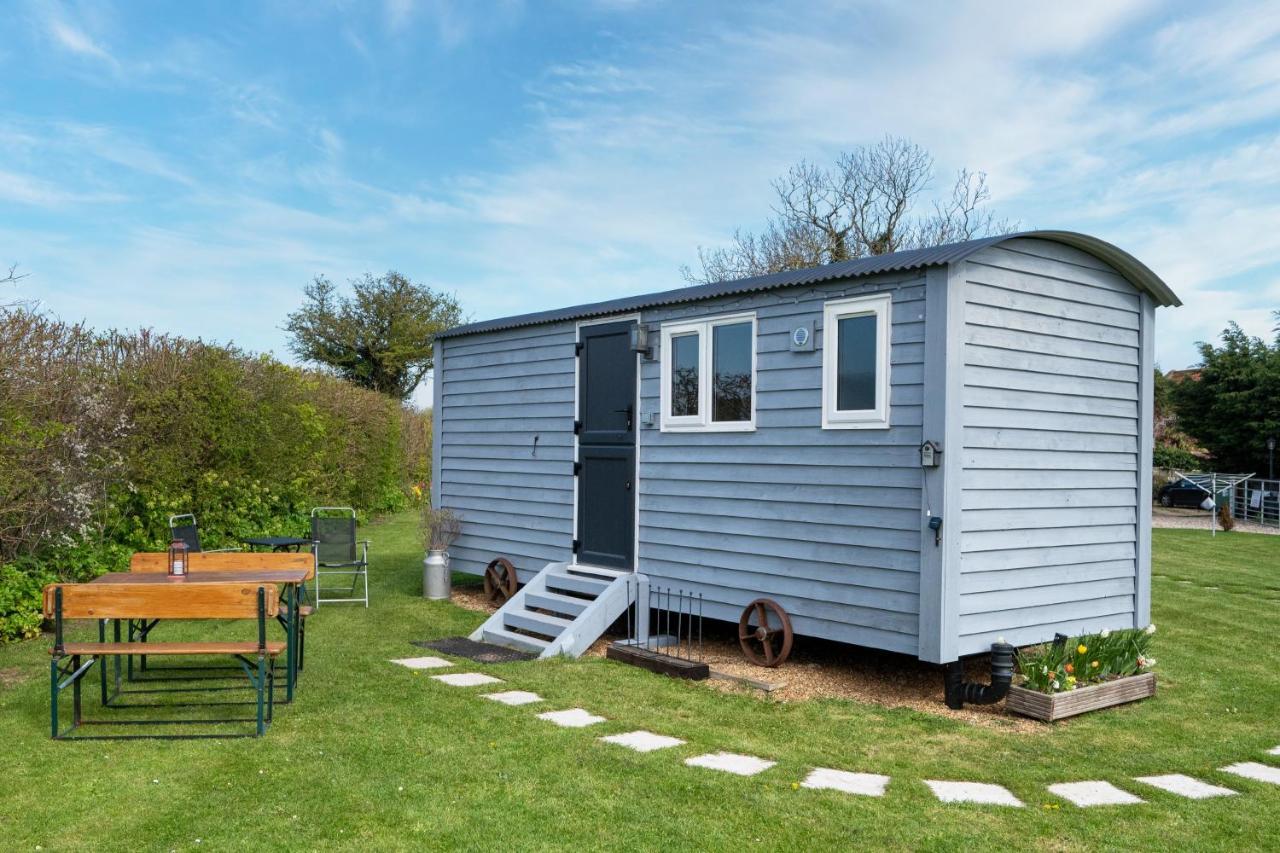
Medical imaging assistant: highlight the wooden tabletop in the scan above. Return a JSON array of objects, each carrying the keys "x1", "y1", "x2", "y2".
[{"x1": 91, "y1": 569, "x2": 310, "y2": 585}]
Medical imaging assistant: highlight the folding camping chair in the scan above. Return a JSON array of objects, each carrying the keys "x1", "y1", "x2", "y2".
[
  {"x1": 311, "y1": 507, "x2": 370, "y2": 607},
  {"x1": 168, "y1": 514, "x2": 240, "y2": 553}
]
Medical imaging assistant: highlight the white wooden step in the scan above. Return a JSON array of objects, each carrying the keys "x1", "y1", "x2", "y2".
[
  {"x1": 567, "y1": 564, "x2": 628, "y2": 580},
  {"x1": 546, "y1": 572, "x2": 611, "y2": 598},
  {"x1": 481, "y1": 627, "x2": 549, "y2": 654},
  {"x1": 505, "y1": 610, "x2": 574, "y2": 638},
  {"x1": 524, "y1": 590, "x2": 590, "y2": 618}
]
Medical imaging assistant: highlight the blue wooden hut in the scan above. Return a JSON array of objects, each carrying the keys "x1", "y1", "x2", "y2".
[{"x1": 431, "y1": 231, "x2": 1178, "y2": 690}]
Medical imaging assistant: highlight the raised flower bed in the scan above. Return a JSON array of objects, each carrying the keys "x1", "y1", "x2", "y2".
[{"x1": 1006, "y1": 625, "x2": 1157, "y2": 722}]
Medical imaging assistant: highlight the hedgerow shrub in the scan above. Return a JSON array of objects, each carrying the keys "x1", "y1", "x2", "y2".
[{"x1": 0, "y1": 310, "x2": 431, "y2": 642}]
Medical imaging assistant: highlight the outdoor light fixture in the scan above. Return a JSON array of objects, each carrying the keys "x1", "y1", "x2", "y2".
[
  {"x1": 167, "y1": 539, "x2": 189, "y2": 578},
  {"x1": 630, "y1": 325, "x2": 653, "y2": 359}
]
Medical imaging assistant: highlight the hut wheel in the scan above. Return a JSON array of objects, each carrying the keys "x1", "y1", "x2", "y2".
[
  {"x1": 738, "y1": 598, "x2": 794, "y2": 668},
  {"x1": 483, "y1": 557, "x2": 518, "y2": 604}
]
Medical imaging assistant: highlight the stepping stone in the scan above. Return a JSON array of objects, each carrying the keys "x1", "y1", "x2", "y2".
[
  {"x1": 482, "y1": 690, "x2": 543, "y2": 706},
  {"x1": 1135, "y1": 774, "x2": 1236, "y2": 799},
  {"x1": 925, "y1": 780, "x2": 1022, "y2": 807},
  {"x1": 537, "y1": 708, "x2": 606, "y2": 728},
  {"x1": 1269, "y1": 746, "x2": 1280, "y2": 756},
  {"x1": 802, "y1": 768, "x2": 890, "y2": 797},
  {"x1": 390, "y1": 656, "x2": 453, "y2": 670},
  {"x1": 1222, "y1": 762, "x2": 1280, "y2": 785},
  {"x1": 1048, "y1": 781, "x2": 1143, "y2": 807},
  {"x1": 599, "y1": 730, "x2": 686, "y2": 752},
  {"x1": 684, "y1": 752, "x2": 775, "y2": 777},
  {"x1": 431, "y1": 672, "x2": 503, "y2": 687}
]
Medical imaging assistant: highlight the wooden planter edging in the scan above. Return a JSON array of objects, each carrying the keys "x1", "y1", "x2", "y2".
[{"x1": 1006, "y1": 672, "x2": 1156, "y2": 722}]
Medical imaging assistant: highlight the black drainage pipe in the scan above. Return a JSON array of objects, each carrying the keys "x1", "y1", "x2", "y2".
[{"x1": 943, "y1": 642, "x2": 1016, "y2": 710}]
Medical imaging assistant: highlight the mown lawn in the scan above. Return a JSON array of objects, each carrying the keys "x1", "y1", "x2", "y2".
[{"x1": 0, "y1": 517, "x2": 1277, "y2": 851}]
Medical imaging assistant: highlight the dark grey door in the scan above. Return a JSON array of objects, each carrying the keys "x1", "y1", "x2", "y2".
[{"x1": 576, "y1": 320, "x2": 636, "y2": 569}]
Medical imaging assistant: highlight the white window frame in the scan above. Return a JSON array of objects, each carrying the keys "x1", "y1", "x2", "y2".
[
  {"x1": 659, "y1": 312, "x2": 756, "y2": 432},
  {"x1": 822, "y1": 293, "x2": 892, "y2": 430}
]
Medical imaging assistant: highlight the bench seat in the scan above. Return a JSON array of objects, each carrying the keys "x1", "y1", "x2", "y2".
[{"x1": 55, "y1": 641, "x2": 285, "y2": 656}]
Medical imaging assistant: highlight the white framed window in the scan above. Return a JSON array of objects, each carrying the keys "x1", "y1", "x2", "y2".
[
  {"x1": 822, "y1": 294, "x2": 891, "y2": 429},
  {"x1": 660, "y1": 312, "x2": 756, "y2": 432}
]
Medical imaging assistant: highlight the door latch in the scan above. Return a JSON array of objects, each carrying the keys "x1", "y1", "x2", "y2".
[{"x1": 613, "y1": 404, "x2": 633, "y2": 431}]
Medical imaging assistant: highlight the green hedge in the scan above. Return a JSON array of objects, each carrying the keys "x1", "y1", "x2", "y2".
[{"x1": 0, "y1": 310, "x2": 430, "y2": 642}]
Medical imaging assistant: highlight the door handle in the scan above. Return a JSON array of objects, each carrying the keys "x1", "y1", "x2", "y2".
[{"x1": 613, "y1": 405, "x2": 633, "y2": 431}]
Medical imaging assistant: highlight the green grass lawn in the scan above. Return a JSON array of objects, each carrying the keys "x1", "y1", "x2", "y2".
[{"x1": 1, "y1": 517, "x2": 1277, "y2": 851}]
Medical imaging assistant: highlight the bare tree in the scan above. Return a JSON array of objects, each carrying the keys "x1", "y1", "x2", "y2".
[
  {"x1": 684, "y1": 137, "x2": 1016, "y2": 284},
  {"x1": 1, "y1": 264, "x2": 29, "y2": 309}
]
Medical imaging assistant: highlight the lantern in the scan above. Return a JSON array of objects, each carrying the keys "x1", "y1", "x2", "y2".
[{"x1": 168, "y1": 539, "x2": 189, "y2": 578}]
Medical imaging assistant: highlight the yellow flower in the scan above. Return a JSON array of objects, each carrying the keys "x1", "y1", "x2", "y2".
[
  {"x1": 1091, "y1": 660, "x2": 1100, "y2": 669},
  {"x1": 1077, "y1": 644, "x2": 1088, "y2": 655}
]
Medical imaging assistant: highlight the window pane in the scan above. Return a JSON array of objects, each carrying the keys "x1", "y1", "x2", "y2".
[
  {"x1": 670, "y1": 333, "x2": 699, "y2": 417},
  {"x1": 712, "y1": 321, "x2": 752, "y2": 422},
  {"x1": 836, "y1": 314, "x2": 877, "y2": 411}
]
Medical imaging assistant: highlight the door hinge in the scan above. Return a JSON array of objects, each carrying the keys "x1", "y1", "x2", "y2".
[
  {"x1": 571, "y1": 538, "x2": 581, "y2": 553},
  {"x1": 574, "y1": 419, "x2": 582, "y2": 435},
  {"x1": 573, "y1": 461, "x2": 582, "y2": 476},
  {"x1": 575, "y1": 341, "x2": 584, "y2": 355}
]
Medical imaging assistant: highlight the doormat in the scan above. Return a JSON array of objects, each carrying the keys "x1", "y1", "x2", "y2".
[{"x1": 413, "y1": 637, "x2": 536, "y2": 664}]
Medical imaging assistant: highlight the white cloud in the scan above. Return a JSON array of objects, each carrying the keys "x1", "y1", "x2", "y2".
[{"x1": 47, "y1": 18, "x2": 115, "y2": 65}]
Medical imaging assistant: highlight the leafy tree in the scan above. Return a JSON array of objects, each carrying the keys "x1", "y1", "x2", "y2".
[
  {"x1": 684, "y1": 136, "x2": 1015, "y2": 284},
  {"x1": 1173, "y1": 322, "x2": 1280, "y2": 475},
  {"x1": 285, "y1": 271, "x2": 463, "y2": 400}
]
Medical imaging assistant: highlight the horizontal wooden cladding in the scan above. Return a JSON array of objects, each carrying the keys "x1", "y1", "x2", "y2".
[
  {"x1": 442, "y1": 371, "x2": 572, "y2": 394},
  {"x1": 443, "y1": 431, "x2": 574, "y2": 449},
  {"x1": 964, "y1": 260, "x2": 1140, "y2": 312},
  {"x1": 640, "y1": 461, "x2": 922, "y2": 489},
  {"x1": 448, "y1": 516, "x2": 570, "y2": 547},
  {"x1": 966, "y1": 303, "x2": 1137, "y2": 349},
  {"x1": 640, "y1": 507, "x2": 920, "y2": 552},
  {"x1": 643, "y1": 444, "x2": 923, "y2": 468},
  {"x1": 964, "y1": 344, "x2": 1139, "y2": 384},
  {"x1": 958, "y1": 595, "x2": 1135, "y2": 639},
  {"x1": 963, "y1": 468, "x2": 1136, "y2": 491},
  {"x1": 958, "y1": 609, "x2": 1136, "y2": 656},
  {"x1": 443, "y1": 339, "x2": 574, "y2": 370},
  {"x1": 964, "y1": 386, "x2": 1137, "y2": 419},
  {"x1": 962, "y1": 506, "x2": 1137, "y2": 533},
  {"x1": 960, "y1": 559, "x2": 1136, "y2": 594},
  {"x1": 440, "y1": 482, "x2": 572, "y2": 506},
  {"x1": 959, "y1": 577, "x2": 1135, "y2": 616},
  {"x1": 965, "y1": 281, "x2": 1139, "y2": 331},
  {"x1": 440, "y1": 357, "x2": 575, "y2": 384},
  {"x1": 641, "y1": 477, "x2": 923, "y2": 510},
  {"x1": 440, "y1": 494, "x2": 573, "y2": 524},
  {"x1": 641, "y1": 524, "x2": 920, "y2": 573},
  {"x1": 442, "y1": 457, "x2": 574, "y2": 476},
  {"x1": 961, "y1": 488, "x2": 1137, "y2": 510},
  {"x1": 649, "y1": 425, "x2": 923, "y2": 449},
  {"x1": 974, "y1": 241, "x2": 1134, "y2": 292},
  {"x1": 45, "y1": 582, "x2": 278, "y2": 620},
  {"x1": 739, "y1": 361, "x2": 924, "y2": 394},
  {"x1": 440, "y1": 401, "x2": 572, "y2": 421},
  {"x1": 963, "y1": 427, "x2": 1137, "y2": 454},
  {"x1": 642, "y1": 557, "x2": 918, "y2": 633},
  {"x1": 964, "y1": 323, "x2": 1139, "y2": 367},
  {"x1": 442, "y1": 444, "x2": 575, "y2": 463},
  {"x1": 964, "y1": 365, "x2": 1136, "y2": 402},
  {"x1": 641, "y1": 498, "x2": 919, "y2": 540},
  {"x1": 442, "y1": 386, "x2": 575, "y2": 407},
  {"x1": 963, "y1": 406, "x2": 1136, "y2": 437},
  {"x1": 442, "y1": 322, "x2": 575, "y2": 355},
  {"x1": 439, "y1": 416, "x2": 570, "y2": 434},
  {"x1": 640, "y1": 541, "x2": 919, "y2": 593},
  {"x1": 959, "y1": 541, "x2": 1136, "y2": 573},
  {"x1": 439, "y1": 468, "x2": 571, "y2": 492},
  {"x1": 448, "y1": 540, "x2": 568, "y2": 576},
  {"x1": 962, "y1": 523, "x2": 1136, "y2": 554},
  {"x1": 687, "y1": 594, "x2": 918, "y2": 655},
  {"x1": 962, "y1": 448, "x2": 1137, "y2": 472}
]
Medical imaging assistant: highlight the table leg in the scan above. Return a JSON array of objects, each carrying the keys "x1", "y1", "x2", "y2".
[{"x1": 287, "y1": 582, "x2": 298, "y2": 702}]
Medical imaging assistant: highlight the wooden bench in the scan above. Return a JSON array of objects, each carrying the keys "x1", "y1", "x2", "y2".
[
  {"x1": 129, "y1": 552, "x2": 315, "y2": 669},
  {"x1": 44, "y1": 582, "x2": 282, "y2": 739}
]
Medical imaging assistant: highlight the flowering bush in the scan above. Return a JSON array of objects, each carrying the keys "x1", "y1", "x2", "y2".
[{"x1": 1016, "y1": 625, "x2": 1156, "y2": 694}]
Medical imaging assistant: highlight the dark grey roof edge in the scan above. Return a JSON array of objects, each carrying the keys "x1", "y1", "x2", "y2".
[{"x1": 439, "y1": 230, "x2": 1180, "y2": 339}]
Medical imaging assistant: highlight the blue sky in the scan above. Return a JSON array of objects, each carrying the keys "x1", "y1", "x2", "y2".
[{"x1": 3, "y1": 0, "x2": 1280, "y2": 407}]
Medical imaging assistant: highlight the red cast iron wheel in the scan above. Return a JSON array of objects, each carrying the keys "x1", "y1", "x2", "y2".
[
  {"x1": 483, "y1": 557, "x2": 518, "y2": 604},
  {"x1": 738, "y1": 598, "x2": 794, "y2": 668}
]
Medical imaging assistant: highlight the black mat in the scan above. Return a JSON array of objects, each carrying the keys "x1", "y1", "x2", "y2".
[{"x1": 413, "y1": 636, "x2": 536, "y2": 663}]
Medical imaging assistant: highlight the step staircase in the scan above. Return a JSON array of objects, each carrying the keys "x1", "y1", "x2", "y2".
[{"x1": 469, "y1": 562, "x2": 646, "y2": 659}]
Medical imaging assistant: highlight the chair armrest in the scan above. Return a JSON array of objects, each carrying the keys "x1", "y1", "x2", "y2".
[{"x1": 207, "y1": 547, "x2": 242, "y2": 553}]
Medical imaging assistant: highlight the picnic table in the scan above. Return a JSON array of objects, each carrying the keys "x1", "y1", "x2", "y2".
[
  {"x1": 242, "y1": 535, "x2": 313, "y2": 552},
  {"x1": 91, "y1": 568, "x2": 309, "y2": 702}
]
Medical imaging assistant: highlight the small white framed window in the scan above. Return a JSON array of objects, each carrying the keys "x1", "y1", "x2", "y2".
[
  {"x1": 822, "y1": 294, "x2": 891, "y2": 429},
  {"x1": 660, "y1": 312, "x2": 756, "y2": 432}
]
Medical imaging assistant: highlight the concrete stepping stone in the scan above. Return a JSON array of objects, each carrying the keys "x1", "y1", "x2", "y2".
[
  {"x1": 1048, "y1": 781, "x2": 1143, "y2": 807},
  {"x1": 431, "y1": 672, "x2": 503, "y2": 687},
  {"x1": 1269, "y1": 746, "x2": 1280, "y2": 756},
  {"x1": 390, "y1": 656, "x2": 453, "y2": 670},
  {"x1": 482, "y1": 690, "x2": 543, "y2": 706},
  {"x1": 802, "y1": 768, "x2": 890, "y2": 797},
  {"x1": 1135, "y1": 774, "x2": 1236, "y2": 799},
  {"x1": 684, "y1": 752, "x2": 775, "y2": 777},
  {"x1": 1222, "y1": 762, "x2": 1280, "y2": 785},
  {"x1": 599, "y1": 731, "x2": 686, "y2": 752},
  {"x1": 925, "y1": 780, "x2": 1022, "y2": 807},
  {"x1": 537, "y1": 708, "x2": 606, "y2": 728}
]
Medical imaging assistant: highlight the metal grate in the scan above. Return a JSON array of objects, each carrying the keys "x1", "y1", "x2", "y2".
[{"x1": 413, "y1": 637, "x2": 535, "y2": 664}]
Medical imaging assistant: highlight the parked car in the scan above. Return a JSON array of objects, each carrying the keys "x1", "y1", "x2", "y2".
[{"x1": 1157, "y1": 478, "x2": 1210, "y2": 508}]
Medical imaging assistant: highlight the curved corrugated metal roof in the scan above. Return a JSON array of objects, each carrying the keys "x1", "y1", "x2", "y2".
[{"x1": 439, "y1": 230, "x2": 1180, "y2": 339}]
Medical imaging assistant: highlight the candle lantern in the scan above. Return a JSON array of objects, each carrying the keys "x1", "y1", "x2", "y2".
[{"x1": 168, "y1": 539, "x2": 189, "y2": 578}]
